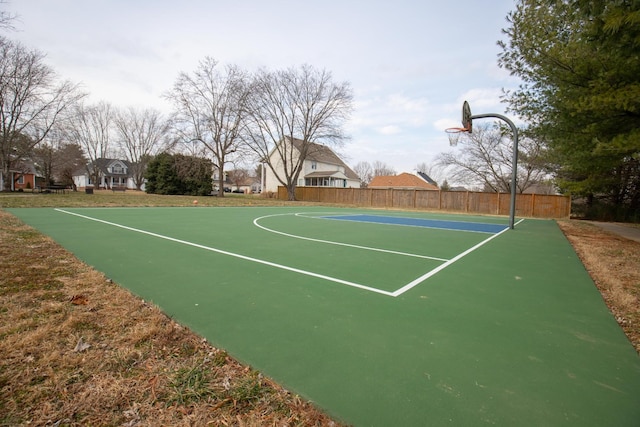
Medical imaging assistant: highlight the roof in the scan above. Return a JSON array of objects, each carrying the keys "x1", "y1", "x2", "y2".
[
  {"x1": 305, "y1": 170, "x2": 349, "y2": 179},
  {"x1": 369, "y1": 172, "x2": 439, "y2": 190},
  {"x1": 11, "y1": 159, "x2": 38, "y2": 175},
  {"x1": 287, "y1": 137, "x2": 359, "y2": 181},
  {"x1": 416, "y1": 171, "x2": 437, "y2": 186},
  {"x1": 74, "y1": 158, "x2": 134, "y2": 177}
]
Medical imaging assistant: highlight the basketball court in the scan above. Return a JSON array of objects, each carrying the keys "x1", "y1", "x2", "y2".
[{"x1": 8, "y1": 206, "x2": 640, "y2": 426}]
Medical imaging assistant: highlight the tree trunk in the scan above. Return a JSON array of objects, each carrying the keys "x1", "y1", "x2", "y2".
[
  {"x1": 1, "y1": 169, "x2": 10, "y2": 191},
  {"x1": 217, "y1": 174, "x2": 225, "y2": 197},
  {"x1": 286, "y1": 183, "x2": 296, "y2": 201}
]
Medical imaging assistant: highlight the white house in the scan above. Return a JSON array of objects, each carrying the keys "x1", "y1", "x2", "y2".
[
  {"x1": 73, "y1": 158, "x2": 143, "y2": 190},
  {"x1": 264, "y1": 137, "x2": 360, "y2": 193}
]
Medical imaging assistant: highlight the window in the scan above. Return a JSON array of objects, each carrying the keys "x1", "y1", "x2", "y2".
[
  {"x1": 17, "y1": 175, "x2": 24, "y2": 184},
  {"x1": 311, "y1": 161, "x2": 317, "y2": 170},
  {"x1": 304, "y1": 177, "x2": 339, "y2": 187},
  {"x1": 111, "y1": 163, "x2": 125, "y2": 174}
]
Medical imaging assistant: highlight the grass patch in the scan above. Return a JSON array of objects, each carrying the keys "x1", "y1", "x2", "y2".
[{"x1": 167, "y1": 363, "x2": 216, "y2": 406}]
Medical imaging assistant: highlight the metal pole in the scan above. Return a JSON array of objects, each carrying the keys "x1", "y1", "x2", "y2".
[{"x1": 470, "y1": 113, "x2": 519, "y2": 229}]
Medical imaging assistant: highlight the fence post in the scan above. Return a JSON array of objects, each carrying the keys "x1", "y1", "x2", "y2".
[{"x1": 531, "y1": 193, "x2": 536, "y2": 217}]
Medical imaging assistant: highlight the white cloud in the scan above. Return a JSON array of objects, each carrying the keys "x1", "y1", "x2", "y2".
[
  {"x1": 377, "y1": 125, "x2": 402, "y2": 135},
  {"x1": 434, "y1": 118, "x2": 464, "y2": 132}
]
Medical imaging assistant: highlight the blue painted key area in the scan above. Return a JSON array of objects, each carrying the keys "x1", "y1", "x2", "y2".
[{"x1": 321, "y1": 214, "x2": 508, "y2": 234}]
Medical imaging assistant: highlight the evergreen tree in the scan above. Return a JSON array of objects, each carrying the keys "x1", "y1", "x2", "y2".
[
  {"x1": 173, "y1": 154, "x2": 214, "y2": 196},
  {"x1": 145, "y1": 152, "x2": 213, "y2": 196},
  {"x1": 145, "y1": 153, "x2": 181, "y2": 195},
  {"x1": 498, "y1": 0, "x2": 640, "y2": 220}
]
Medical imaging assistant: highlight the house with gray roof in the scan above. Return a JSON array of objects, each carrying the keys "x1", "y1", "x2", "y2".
[
  {"x1": 72, "y1": 158, "x2": 142, "y2": 190},
  {"x1": 263, "y1": 137, "x2": 360, "y2": 193}
]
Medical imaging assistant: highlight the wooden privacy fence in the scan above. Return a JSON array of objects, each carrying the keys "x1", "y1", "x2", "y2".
[{"x1": 278, "y1": 187, "x2": 571, "y2": 219}]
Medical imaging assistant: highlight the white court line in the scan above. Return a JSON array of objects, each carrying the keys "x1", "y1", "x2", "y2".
[
  {"x1": 55, "y1": 209, "x2": 522, "y2": 298},
  {"x1": 253, "y1": 213, "x2": 449, "y2": 262},
  {"x1": 390, "y1": 218, "x2": 524, "y2": 296},
  {"x1": 54, "y1": 208, "x2": 396, "y2": 297}
]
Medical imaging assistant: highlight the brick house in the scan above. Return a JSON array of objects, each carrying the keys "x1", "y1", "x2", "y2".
[
  {"x1": 0, "y1": 162, "x2": 41, "y2": 191},
  {"x1": 368, "y1": 172, "x2": 439, "y2": 190}
]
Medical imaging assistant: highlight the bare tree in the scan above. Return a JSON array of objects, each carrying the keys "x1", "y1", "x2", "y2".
[
  {"x1": 245, "y1": 64, "x2": 353, "y2": 200},
  {"x1": 353, "y1": 161, "x2": 373, "y2": 187},
  {"x1": 227, "y1": 168, "x2": 250, "y2": 191},
  {"x1": 114, "y1": 107, "x2": 170, "y2": 190},
  {"x1": 55, "y1": 142, "x2": 86, "y2": 189},
  {"x1": 372, "y1": 161, "x2": 396, "y2": 177},
  {"x1": 0, "y1": 1, "x2": 17, "y2": 32},
  {"x1": 32, "y1": 128, "x2": 86, "y2": 189},
  {"x1": 32, "y1": 141, "x2": 54, "y2": 186},
  {"x1": 64, "y1": 101, "x2": 114, "y2": 188},
  {"x1": 165, "y1": 57, "x2": 250, "y2": 196},
  {"x1": 0, "y1": 37, "x2": 84, "y2": 191},
  {"x1": 415, "y1": 162, "x2": 442, "y2": 186},
  {"x1": 436, "y1": 124, "x2": 547, "y2": 193}
]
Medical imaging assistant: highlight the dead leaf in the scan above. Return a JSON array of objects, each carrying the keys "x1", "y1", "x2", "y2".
[
  {"x1": 70, "y1": 294, "x2": 89, "y2": 305},
  {"x1": 74, "y1": 337, "x2": 91, "y2": 352}
]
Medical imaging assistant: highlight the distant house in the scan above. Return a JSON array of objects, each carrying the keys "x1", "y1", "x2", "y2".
[
  {"x1": 369, "y1": 172, "x2": 439, "y2": 190},
  {"x1": 264, "y1": 137, "x2": 360, "y2": 193},
  {"x1": 223, "y1": 169, "x2": 261, "y2": 194},
  {"x1": 0, "y1": 166, "x2": 40, "y2": 191},
  {"x1": 73, "y1": 158, "x2": 142, "y2": 190},
  {"x1": 416, "y1": 171, "x2": 438, "y2": 187}
]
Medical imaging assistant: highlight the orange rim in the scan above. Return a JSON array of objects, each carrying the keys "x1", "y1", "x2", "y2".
[{"x1": 445, "y1": 127, "x2": 470, "y2": 133}]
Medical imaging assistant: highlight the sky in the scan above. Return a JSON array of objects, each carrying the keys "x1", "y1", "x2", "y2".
[{"x1": 7, "y1": 0, "x2": 521, "y2": 177}]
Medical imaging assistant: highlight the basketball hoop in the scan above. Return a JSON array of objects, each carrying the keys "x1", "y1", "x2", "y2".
[
  {"x1": 445, "y1": 126, "x2": 469, "y2": 147},
  {"x1": 445, "y1": 100, "x2": 473, "y2": 146}
]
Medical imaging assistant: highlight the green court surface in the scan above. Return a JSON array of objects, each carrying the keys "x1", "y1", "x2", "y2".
[{"x1": 8, "y1": 206, "x2": 640, "y2": 426}]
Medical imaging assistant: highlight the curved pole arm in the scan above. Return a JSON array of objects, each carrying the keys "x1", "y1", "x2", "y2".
[{"x1": 470, "y1": 113, "x2": 519, "y2": 230}]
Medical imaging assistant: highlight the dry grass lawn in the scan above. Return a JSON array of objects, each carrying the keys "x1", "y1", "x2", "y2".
[
  {"x1": 557, "y1": 220, "x2": 640, "y2": 353},
  {"x1": 1, "y1": 193, "x2": 638, "y2": 425}
]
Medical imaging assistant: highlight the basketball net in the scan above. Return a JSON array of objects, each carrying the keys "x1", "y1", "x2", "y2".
[{"x1": 445, "y1": 127, "x2": 469, "y2": 147}]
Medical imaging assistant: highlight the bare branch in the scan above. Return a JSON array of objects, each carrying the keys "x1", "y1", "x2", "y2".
[
  {"x1": 63, "y1": 101, "x2": 114, "y2": 187},
  {"x1": 244, "y1": 65, "x2": 353, "y2": 200},
  {"x1": 113, "y1": 106, "x2": 171, "y2": 190},
  {"x1": 0, "y1": 37, "x2": 85, "y2": 190},
  {"x1": 436, "y1": 123, "x2": 548, "y2": 193},
  {"x1": 165, "y1": 58, "x2": 250, "y2": 196}
]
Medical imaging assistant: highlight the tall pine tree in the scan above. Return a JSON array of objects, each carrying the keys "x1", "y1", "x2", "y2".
[{"x1": 499, "y1": 0, "x2": 640, "y2": 220}]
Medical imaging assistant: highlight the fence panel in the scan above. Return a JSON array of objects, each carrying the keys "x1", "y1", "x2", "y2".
[
  {"x1": 440, "y1": 191, "x2": 468, "y2": 212},
  {"x1": 392, "y1": 190, "x2": 415, "y2": 208},
  {"x1": 532, "y1": 194, "x2": 572, "y2": 218},
  {"x1": 415, "y1": 191, "x2": 441, "y2": 209},
  {"x1": 280, "y1": 187, "x2": 570, "y2": 218},
  {"x1": 468, "y1": 192, "x2": 499, "y2": 215},
  {"x1": 352, "y1": 188, "x2": 372, "y2": 205},
  {"x1": 370, "y1": 189, "x2": 391, "y2": 207}
]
